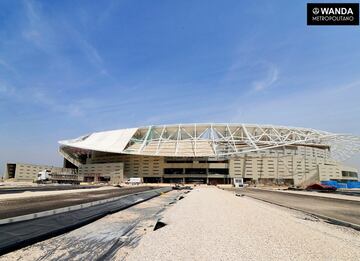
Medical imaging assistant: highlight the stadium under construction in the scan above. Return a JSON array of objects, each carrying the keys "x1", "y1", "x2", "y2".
[{"x1": 57, "y1": 123, "x2": 360, "y2": 186}]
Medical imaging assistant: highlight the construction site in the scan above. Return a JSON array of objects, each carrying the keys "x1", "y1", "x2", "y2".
[
  {"x1": 1, "y1": 0, "x2": 360, "y2": 259},
  {"x1": 0, "y1": 183, "x2": 359, "y2": 260},
  {"x1": 1, "y1": 123, "x2": 360, "y2": 260},
  {"x1": 4, "y1": 123, "x2": 360, "y2": 188}
]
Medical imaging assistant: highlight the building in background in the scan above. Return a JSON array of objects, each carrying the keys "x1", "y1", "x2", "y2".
[
  {"x1": 59, "y1": 123, "x2": 359, "y2": 186},
  {"x1": 3, "y1": 162, "x2": 123, "y2": 184},
  {"x1": 77, "y1": 162, "x2": 123, "y2": 184},
  {"x1": 4, "y1": 163, "x2": 76, "y2": 182}
]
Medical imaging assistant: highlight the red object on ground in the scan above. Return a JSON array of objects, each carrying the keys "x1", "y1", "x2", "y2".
[{"x1": 306, "y1": 183, "x2": 337, "y2": 191}]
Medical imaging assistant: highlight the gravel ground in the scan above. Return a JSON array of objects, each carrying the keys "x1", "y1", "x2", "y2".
[{"x1": 126, "y1": 187, "x2": 360, "y2": 261}]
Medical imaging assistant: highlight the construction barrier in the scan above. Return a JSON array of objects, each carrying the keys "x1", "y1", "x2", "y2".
[
  {"x1": 347, "y1": 181, "x2": 360, "y2": 189},
  {"x1": 321, "y1": 180, "x2": 360, "y2": 189}
]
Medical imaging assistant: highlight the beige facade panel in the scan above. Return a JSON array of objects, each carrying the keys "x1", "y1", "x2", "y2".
[
  {"x1": 78, "y1": 162, "x2": 123, "y2": 184},
  {"x1": 4, "y1": 163, "x2": 74, "y2": 181},
  {"x1": 64, "y1": 143, "x2": 358, "y2": 185},
  {"x1": 60, "y1": 147, "x2": 359, "y2": 186}
]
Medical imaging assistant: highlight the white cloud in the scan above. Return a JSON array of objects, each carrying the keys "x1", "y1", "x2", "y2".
[
  {"x1": 230, "y1": 79, "x2": 360, "y2": 132},
  {"x1": 229, "y1": 80, "x2": 360, "y2": 169},
  {"x1": 0, "y1": 59, "x2": 17, "y2": 75},
  {"x1": 22, "y1": 0, "x2": 108, "y2": 76},
  {"x1": 252, "y1": 64, "x2": 279, "y2": 91},
  {"x1": 0, "y1": 82, "x2": 16, "y2": 96},
  {"x1": 31, "y1": 89, "x2": 89, "y2": 117},
  {"x1": 0, "y1": 82, "x2": 89, "y2": 117}
]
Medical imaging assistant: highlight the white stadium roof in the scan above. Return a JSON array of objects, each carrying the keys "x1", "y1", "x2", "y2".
[
  {"x1": 59, "y1": 123, "x2": 360, "y2": 161},
  {"x1": 59, "y1": 128, "x2": 138, "y2": 154}
]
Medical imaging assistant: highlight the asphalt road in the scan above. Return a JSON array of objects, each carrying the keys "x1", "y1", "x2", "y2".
[
  {"x1": 0, "y1": 190, "x2": 182, "y2": 260},
  {"x1": 0, "y1": 186, "x2": 154, "y2": 219},
  {"x1": 238, "y1": 188, "x2": 360, "y2": 228}
]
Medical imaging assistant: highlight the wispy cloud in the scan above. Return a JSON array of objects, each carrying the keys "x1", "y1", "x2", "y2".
[
  {"x1": 31, "y1": 89, "x2": 84, "y2": 117},
  {"x1": 0, "y1": 59, "x2": 18, "y2": 75},
  {"x1": 73, "y1": 31, "x2": 109, "y2": 76},
  {"x1": 252, "y1": 63, "x2": 279, "y2": 92},
  {"x1": 0, "y1": 0, "x2": 114, "y2": 117},
  {"x1": 22, "y1": 0, "x2": 50, "y2": 51},
  {"x1": 0, "y1": 82, "x2": 16, "y2": 96},
  {"x1": 22, "y1": 0, "x2": 108, "y2": 76},
  {"x1": 220, "y1": 46, "x2": 280, "y2": 94},
  {"x1": 230, "y1": 79, "x2": 360, "y2": 134},
  {"x1": 0, "y1": 80, "x2": 88, "y2": 117}
]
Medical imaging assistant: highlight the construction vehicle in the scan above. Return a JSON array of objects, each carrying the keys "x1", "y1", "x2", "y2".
[{"x1": 36, "y1": 169, "x2": 80, "y2": 185}]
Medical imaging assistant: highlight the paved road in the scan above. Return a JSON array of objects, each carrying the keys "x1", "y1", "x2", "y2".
[
  {"x1": 0, "y1": 186, "x2": 154, "y2": 219},
  {"x1": 238, "y1": 188, "x2": 360, "y2": 228}
]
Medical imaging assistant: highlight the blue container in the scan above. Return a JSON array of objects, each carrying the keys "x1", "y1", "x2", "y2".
[
  {"x1": 347, "y1": 181, "x2": 360, "y2": 188},
  {"x1": 336, "y1": 183, "x2": 347, "y2": 189}
]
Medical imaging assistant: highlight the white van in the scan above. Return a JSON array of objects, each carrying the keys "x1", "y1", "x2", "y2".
[
  {"x1": 126, "y1": 177, "x2": 142, "y2": 185},
  {"x1": 233, "y1": 178, "x2": 244, "y2": 188}
]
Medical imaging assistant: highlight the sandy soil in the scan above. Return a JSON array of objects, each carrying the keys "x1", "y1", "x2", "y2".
[
  {"x1": 0, "y1": 186, "x2": 120, "y2": 200},
  {"x1": 0, "y1": 181, "x2": 37, "y2": 187}
]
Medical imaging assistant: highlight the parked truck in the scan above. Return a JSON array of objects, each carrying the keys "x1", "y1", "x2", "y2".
[
  {"x1": 36, "y1": 169, "x2": 80, "y2": 185},
  {"x1": 36, "y1": 169, "x2": 52, "y2": 183}
]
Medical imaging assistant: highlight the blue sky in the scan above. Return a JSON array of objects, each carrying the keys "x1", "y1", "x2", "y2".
[{"x1": 0, "y1": 0, "x2": 359, "y2": 172}]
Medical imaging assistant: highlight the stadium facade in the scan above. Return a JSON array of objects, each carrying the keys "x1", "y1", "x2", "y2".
[{"x1": 59, "y1": 123, "x2": 359, "y2": 186}]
